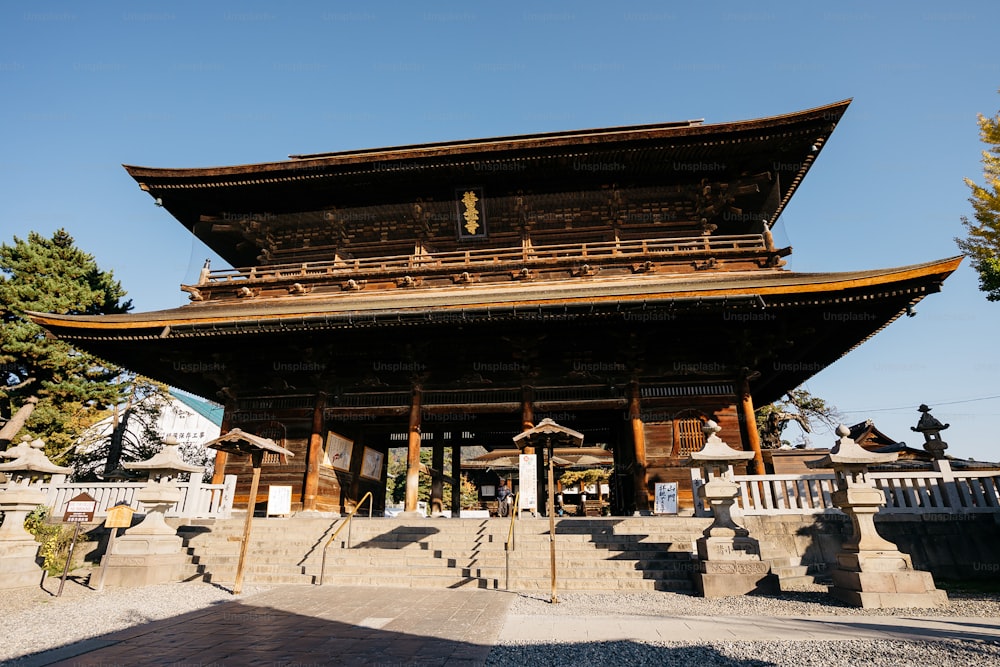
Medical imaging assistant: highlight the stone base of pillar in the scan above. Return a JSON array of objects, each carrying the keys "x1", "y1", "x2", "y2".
[
  {"x1": 98, "y1": 531, "x2": 188, "y2": 587},
  {"x1": 0, "y1": 539, "x2": 44, "y2": 589},
  {"x1": 99, "y1": 551, "x2": 190, "y2": 588},
  {"x1": 694, "y1": 560, "x2": 779, "y2": 598},
  {"x1": 693, "y1": 535, "x2": 779, "y2": 597},
  {"x1": 829, "y1": 550, "x2": 948, "y2": 609}
]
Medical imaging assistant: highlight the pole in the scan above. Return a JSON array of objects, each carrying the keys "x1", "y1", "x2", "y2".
[
  {"x1": 547, "y1": 436, "x2": 558, "y2": 604},
  {"x1": 233, "y1": 451, "x2": 263, "y2": 595},
  {"x1": 738, "y1": 374, "x2": 765, "y2": 475},
  {"x1": 57, "y1": 522, "x2": 81, "y2": 597},
  {"x1": 404, "y1": 386, "x2": 422, "y2": 514},
  {"x1": 94, "y1": 528, "x2": 118, "y2": 592},
  {"x1": 629, "y1": 381, "x2": 650, "y2": 513}
]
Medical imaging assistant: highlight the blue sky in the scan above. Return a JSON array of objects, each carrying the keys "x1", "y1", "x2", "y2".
[{"x1": 2, "y1": 1, "x2": 998, "y2": 461}]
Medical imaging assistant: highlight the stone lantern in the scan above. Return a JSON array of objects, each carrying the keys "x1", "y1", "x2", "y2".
[
  {"x1": 807, "y1": 425, "x2": 947, "y2": 608},
  {"x1": 0, "y1": 437, "x2": 72, "y2": 589},
  {"x1": 100, "y1": 437, "x2": 204, "y2": 587},
  {"x1": 911, "y1": 404, "x2": 949, "y2": 461},
  {"x1": 687, "y1": 421, "x2": 778, "y2": 597}
]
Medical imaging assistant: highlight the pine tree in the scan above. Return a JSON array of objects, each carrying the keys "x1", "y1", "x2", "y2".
[
  {"x1": 0, "y1": 229, "x2": 132, "y2": 458},
  {"x1": 956, "y1": 97, "x2": 1000, "y2": 301},
  {"x1": 756, "y1": 387, "x2": 843, "y2": 449}
]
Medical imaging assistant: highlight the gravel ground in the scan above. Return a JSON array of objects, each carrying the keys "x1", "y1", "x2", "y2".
[
  {"x1": 492, "y1": 587, "x2": 1000, "y2": 667},
  {"x1": 487, "y1": 639, "x2": 1000, "y2": 667},
  {"x1": 0, "y1": 575, "x2": 271, "y2": 665},
  {"x1": 2, "y1": 577, "x2": 998, "y2": 666},
  {"x1": 506, "y1": 586, "x2": 1000, "y2": 618}
]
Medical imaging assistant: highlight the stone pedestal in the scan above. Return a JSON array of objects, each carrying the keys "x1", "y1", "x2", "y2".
[
  {"x1": 0, "y1": 485, "x2": 45, "y2": 589},
  {"x1": 689, "y1": 421, "x2": 779, "y2": 597},
  {"x1": 825, "y1": 484, "x2": 947, "y2": 608},
  {"x1": 808, "y1": 425, "x2": 948, "y2": 609},
  {"x1": 99, "y1": 483, "x2": 188, "y2": 587}
]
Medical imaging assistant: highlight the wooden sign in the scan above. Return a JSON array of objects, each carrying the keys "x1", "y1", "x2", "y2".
[
  {"x1": 654, "y1": 482, "x2": 678, "y2": 515},
  {"x1": 266, "y1": 485, "x2": 292, "y2": 516},
  {"x1": 104, "y1": 503, "x2": 135, "y2": 529},
  {"x1": 63, "y1": 492, "x2": 97, "y2": 523}
]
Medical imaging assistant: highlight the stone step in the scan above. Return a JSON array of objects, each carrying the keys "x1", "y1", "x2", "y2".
[
  {"x1": 177, "y1": 515, "x2": 714, "y2": 593},
  {"x1": 312, "y1": 559, "x2": 695, "y2": 579},
  {"x1": 200, "y1": 570, "x2": 316, "y2": 585}
]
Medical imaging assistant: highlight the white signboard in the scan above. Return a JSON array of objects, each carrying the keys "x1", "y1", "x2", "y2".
[
  {"x1": 518, "y1": 454, "x2": 537, "y2": 513},
  {"x1": 654, "y1": 482, "x2": 678, "y2": 515},
  {"x1": 266, "y1": 485, "x2": 292, "y2": 517}
]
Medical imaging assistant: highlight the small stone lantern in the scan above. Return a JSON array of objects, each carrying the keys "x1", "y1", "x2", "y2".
[
  {"x1": 688, "y1": 421, "x2": 778, "y2": 597},
  {"x1": 807, "y1": 425, "x2": 947, "y2": 608},
  {"x1": 911, "y1": 404, "x2": 949, "y2": 461},
  {"x1": 100, "y1": 437, "x2": 204, "y2": 587},
  {"x1": 0, "y1": 437, "x2": 72, "y2": 589}
]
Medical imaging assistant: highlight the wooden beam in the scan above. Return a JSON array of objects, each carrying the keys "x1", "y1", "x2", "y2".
[
  {"x1": 521, "y1": 385, "x2": 535, "y2": 454},
  {"x1": 302, "y1": 392, "x2": 326, "y2": 511},
  {"x1": 451, "y1": 441, "x2": 461, "y2": 517},
  {"x1": 404, "y1": 386, "x2": 423, "y2": 513},
  {"x1": 211, "y1": 400, "x2": 235, "y2": 485},
  {"x1": 738, "y1": 373, "x2": 765, "y2": 474},
  {"x1": 629, "y1": 382, "x2": 650, "y2": 512},
  {"x1": 430, "y1": 443, "x2": 444, "y2": 516}
]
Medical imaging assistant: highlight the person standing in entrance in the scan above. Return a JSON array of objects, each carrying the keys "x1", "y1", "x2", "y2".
[{"x1": 497, "y1": 479, "x2": 513, "y2": 517}]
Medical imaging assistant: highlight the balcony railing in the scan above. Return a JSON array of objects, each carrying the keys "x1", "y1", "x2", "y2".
[{"x1": 199, "y1": 234, "x2": 768, "y2": 286}]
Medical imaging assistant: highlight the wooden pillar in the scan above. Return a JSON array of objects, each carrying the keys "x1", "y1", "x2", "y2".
[
  {"x1": 521, "y1": 385, "x2": 539, "y2": 512},
  {"x1": 211, "y1": 400, "x2": 235, "y2": 485},
  {"x1": 404, "y1": 386, "x2": 423, "y2": 513},
  {"x1": 302, "y1": 392, "x2": 326, "y2": 512},
  {"x1": 629, "y1": 381, "x2": 650, "y2": 513},
  {"x1": 451, "y1": 441, "x2": 461, "y2": 517},
  {"x1": 521, "y1": 385, "x2": 535, "y2": 451},
  {"x1": 738, "y1": 374, "x2": 765, "y2": 474},
  {"x1": 430, "y1": 443, "x2": 444, "y2": 516}
]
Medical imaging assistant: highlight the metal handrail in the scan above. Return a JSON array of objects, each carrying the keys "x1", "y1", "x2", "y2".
[
  {"x1": 317, "y1": 491, "x2": 373, "y2": 586},
  {"x1": 504, "y1": 491, "x2": 520, "y2": 591}
]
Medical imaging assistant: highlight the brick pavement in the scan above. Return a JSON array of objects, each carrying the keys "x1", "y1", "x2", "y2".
[
  {"x1": 13, "y1": 585, "x2": 1000, "y2": 666},
  {"x1": 30, "y1": 586, "x2": 513, "y2": 667}
]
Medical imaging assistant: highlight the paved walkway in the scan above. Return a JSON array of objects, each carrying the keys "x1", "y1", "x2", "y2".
[{"x1": 15, "y1": 586, "x2": 1000, "y2": 666}]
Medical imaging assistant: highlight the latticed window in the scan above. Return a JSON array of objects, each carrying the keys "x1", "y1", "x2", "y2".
[{"x1": 675, "y1": 414, "x2": 706, "y2": 455}]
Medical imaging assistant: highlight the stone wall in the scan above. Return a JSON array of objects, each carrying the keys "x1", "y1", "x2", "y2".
[{"x1": 744, "y1": 512, "x2": 1000, "y2": 583}]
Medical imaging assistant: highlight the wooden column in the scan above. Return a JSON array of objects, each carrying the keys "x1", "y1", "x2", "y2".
[
  {"x1": 451, "y1": 441, "x2": 461, "y2": 517},
  {"x1": 430, "y1": 443, "x2": 444, "y2": 516},
  {"x1": 521, "y1": 385, "x2": 538, "y2": 513},
  {"x1": 211, "y1": 400, "x2": 235, "y2": 485},
  {"x1": 404, "y1": 386, "x2": 423, "y2": 513},
  {"x1": 738, "y1": 374, "x2": 765, "y2": 474},
  {"x1": 629, "y1": 382, "x2": 650, "y2": 513},
  {"x1": 302, "y1": 392, "x2": 326, "y2": 512}
]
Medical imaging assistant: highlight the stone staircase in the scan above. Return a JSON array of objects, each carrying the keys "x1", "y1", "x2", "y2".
[{"x1": 173, "y1": 515, "x2": 714, "y2": 591}]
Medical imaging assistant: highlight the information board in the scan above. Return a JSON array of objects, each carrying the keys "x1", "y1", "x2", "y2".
[
  {"x1": 104, "y1": 503, "x2": 135, "y2": 529},
  {"x1": 266, "y1": 485, "x2": 292, "y2": 516},
  {"x1": 654, "y1": 482, "x2": 678, "y2": 515},
  {"x1": 518, "y1": 454, "x2": 537, "y2": 513},
  {"x1": 63, "y1": 492, "x2": 97, "y2": 523}
]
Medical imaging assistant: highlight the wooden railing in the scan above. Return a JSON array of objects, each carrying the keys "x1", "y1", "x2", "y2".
[
  {"x1": 690, "y1": 465, "x2": 1000, "y2": 516},
  {"x1": 4, "y1": 475, "x2": 238, "y2": 520},
  {"x1": 200, "y1": 234, "x2": 768, "y2": 285}
]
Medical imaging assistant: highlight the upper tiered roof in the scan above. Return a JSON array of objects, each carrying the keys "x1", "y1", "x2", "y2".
[{"x1": 124, "y1": 100, "x2": 851, "y2": 269}]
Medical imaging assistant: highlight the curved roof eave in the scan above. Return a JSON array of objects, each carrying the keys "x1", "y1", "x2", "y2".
[
  {"x1": 123, "y1": 99, "x2": 851, "y2": 179},
  {"x1": 26, "y1": 255, "x2": 961, "y2": 335}
]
